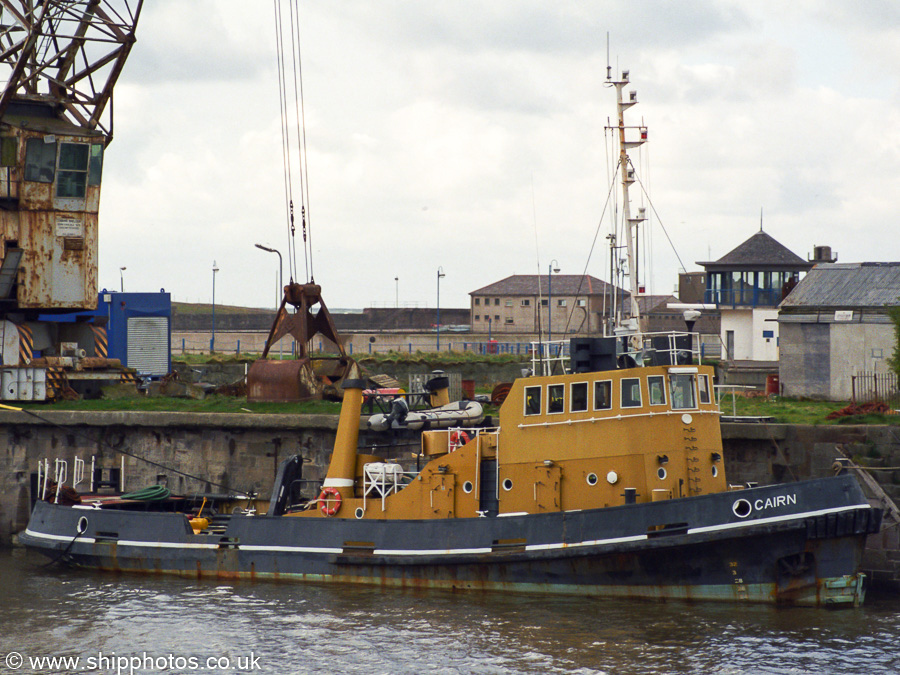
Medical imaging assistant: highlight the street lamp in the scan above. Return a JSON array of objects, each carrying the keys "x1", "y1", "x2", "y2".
[
  {"x1": 119, "y1": 266, "x2": 126, "y2": 292},
  {"x1": 395, "y1": 276, "x2": 399, "y2": 308},
  {"x1": 255, "y1": 243, "x2": 283, "y2": 308},
  {"x1": 211, "y1": 260, "x2": 219, "y2": 353},
  {"x1": 436, "y1": 266, "x2": 446, "y2": 351},
  {"x1": 548, "y1": 259, "x2": 560, "y2": 346}
]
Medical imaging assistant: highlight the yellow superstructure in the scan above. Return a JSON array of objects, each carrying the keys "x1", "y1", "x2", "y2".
[{"x1": 289, "y1": 363, "x2": 725, "y2": 521}]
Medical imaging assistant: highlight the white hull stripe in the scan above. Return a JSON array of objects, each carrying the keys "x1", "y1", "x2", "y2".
[
  {"x1": 23, "y1": 529, "x2": 219, "y2": 550},
  {"x1": 23, "y1": 503, "x2": 870, "y2": 558}
]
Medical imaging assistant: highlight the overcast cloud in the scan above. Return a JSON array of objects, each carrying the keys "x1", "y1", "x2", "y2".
[{"x1": 98, "y1": 0, "x2": 900, "y2": 311}]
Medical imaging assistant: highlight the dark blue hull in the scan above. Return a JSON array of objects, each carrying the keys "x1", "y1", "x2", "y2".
[{"x1": 20, "y1": 475, "x2": 880, "y2": 606}]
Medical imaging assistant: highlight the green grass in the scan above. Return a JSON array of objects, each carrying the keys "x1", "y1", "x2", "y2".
[{"x1": 718, "y1": 394, "x2": 900, "y2": 425}]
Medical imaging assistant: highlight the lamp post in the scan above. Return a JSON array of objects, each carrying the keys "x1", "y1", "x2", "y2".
[
  {"x1": 211, "y1": 260, "x2": 219, "y2": 353},
  {"x1": 119, "y1": 266, "x2": 126, "y2": 292},
  {"x1": 548, "y1": 259, "x2": 560, "y2": 346},
  {"x1": 436, "y1": 266, "x2": 445, "y2": 351},
  {"x1": 395, "y1": 276, "x2": 399, "y2": 308},
  {"x1": 255, "y1": 243, "x2": 283, "y2": 308}
]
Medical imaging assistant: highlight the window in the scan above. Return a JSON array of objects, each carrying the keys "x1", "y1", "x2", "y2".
[
  {"x1": 648, "y1": 375, "x2": 666, "y2": 406},
  {"x1": 494, "y1": 315, "x2": 500, "y2": 321},
  {"x1": 475, "y1": 298, "x2": 480, "y2": 306},
  {"x1": 557, "y1": 299, "x2": 566, "y2": 307},
  {"x1": 547, "y1": 384, "x2": 564, "y2": 414},
  {"x1": 88, "y1": 143, "x2": 103, "y2": 186},
  {"x1": 594, "y1": 380, "x2": 612, "y2": 410},
  {"x1": 474, "y1": 315, "x2": 480, "y2": 321},
  {"x1": 541, "y1": 299, "x2": 548, "y2": 306},
  {"x1": 670, "y1": 374, "x2": 697, "y2": 410},
  {"x1": 25, "y1": 138, "x2": 56, "y2": 183},
  {"x1": 505, "y1": 299, "x2": 513, "y2": 307},
  {"x1": 621, "y1": 378, "x2": 642, "y2": 408},
  {"x1": 494, "y1": 298, "x2": 500, "y2": 306},
  {"x1": 521, "y1": 299, "x2": 530, "y2": 307},
  {"x1": 57, "y1": 142, "x2": 90, "y2": 198},
  {"x1": 505, "y1": 317, "x2": 514, "y2": 324},
  {"x1": 524, "y1": 386, "x2": 542, "y2": 416},
  {"x1": 571, "y1": 382, "x2": 588, "y2": 412},
  {"x1": 698, "y1": 374, "x2": 711, "y2": 405},
  {"x1": 576, "y1": 299, "x2": 586, "y2": 307}
]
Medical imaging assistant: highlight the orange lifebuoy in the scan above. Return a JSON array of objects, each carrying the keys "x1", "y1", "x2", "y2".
[
  {"x1": 318, "y1": 486, "x2": 342, "y2": 516},
  {"x1": 449, "y1": 430, "x2": 470, "y2": 449}
]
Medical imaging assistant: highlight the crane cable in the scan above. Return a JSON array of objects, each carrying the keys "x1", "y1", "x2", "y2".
[
  {"x1": 285, "y1": 0, "x2": 313, "y2": 283},
  {"x1": 272, "y1": 0, "x2": 297, "y2": 284},
  {"x1": 273, "y1": 0, "x2": 314, "y2": 285}
]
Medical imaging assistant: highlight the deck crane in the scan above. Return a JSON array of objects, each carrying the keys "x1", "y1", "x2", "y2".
[{"x1": 0, "y1": 1, "x2": 143, "y2": 399}]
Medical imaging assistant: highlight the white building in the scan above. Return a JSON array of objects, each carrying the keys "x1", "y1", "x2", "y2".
[{"x1": 698, "y1": 230, "x2": 814, "y2": 366}]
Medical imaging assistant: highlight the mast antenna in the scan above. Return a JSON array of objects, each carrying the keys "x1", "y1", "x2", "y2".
[{"x1": 606, "y1": 32, "x2": 612, "y2": 81}]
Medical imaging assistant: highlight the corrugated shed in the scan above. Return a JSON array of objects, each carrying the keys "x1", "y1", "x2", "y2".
[
  {"x1": 698, "y1": 231, "x2": 812, "y2": 270},
  {"x1": 470, "y1": 274, "x2": 620, "y2": 297},
  {"x1": 780, "y1": 262, "x2": 900, "y2": 310}
]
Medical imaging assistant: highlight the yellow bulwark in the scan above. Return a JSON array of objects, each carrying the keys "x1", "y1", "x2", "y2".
[{"x1": 290, "y1": 364, "x2": 725, "y2": 521}]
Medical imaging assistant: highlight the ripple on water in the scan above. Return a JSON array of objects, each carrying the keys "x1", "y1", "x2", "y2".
[{"x1": 3, "y1": 551, "x2": 900, "y2": 674}]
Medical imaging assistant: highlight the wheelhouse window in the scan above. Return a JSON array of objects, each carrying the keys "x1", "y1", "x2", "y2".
[
  {"x1": 670, "y1": 374, "x2": 697, "y2": 409},
  {"x1": 698, "y1": 374, "x2": 711, "y2": 405},
  {"x1": 621, "y1": 378, "x2": 642, "y2": 408},
  {"x1": 648, "y1": 375, "x2": 666, "y2": 406},
  {"x1": 57, "y1": 142, "x2": 90, "y2": 198},
  {"x1": 25, "y1": 138, "x2": 56, "y2": 182},
  {"x1": 547, "y1": 384, "x2": 564, "y2": 414},
  {"x1": 524, "y1": 385, "x2": 542, "y2": 416},
  {"x1": 570, "y1": 382, "x2": 588, "y2": 412},
  {"x1": 594, "y1": 380, "x2": 612, "y2": 410}
]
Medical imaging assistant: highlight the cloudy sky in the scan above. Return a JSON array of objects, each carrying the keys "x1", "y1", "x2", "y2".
[{"x1": 98, "y1": 0, "x2": 900, "y2": 311}]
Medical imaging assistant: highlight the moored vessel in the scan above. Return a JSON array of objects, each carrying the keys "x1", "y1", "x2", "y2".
[{"x1": 19, "y1": 66, "x2": 882, "y2": 606}]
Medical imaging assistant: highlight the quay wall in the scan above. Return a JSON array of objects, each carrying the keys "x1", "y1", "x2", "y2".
[{"x1": 2, "y1": 414, "x2": 898, "y2": 546}]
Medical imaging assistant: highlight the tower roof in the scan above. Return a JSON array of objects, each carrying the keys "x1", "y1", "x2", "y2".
[{"x1": 697, "y1": 231, "x2": 813, "y2": 271}]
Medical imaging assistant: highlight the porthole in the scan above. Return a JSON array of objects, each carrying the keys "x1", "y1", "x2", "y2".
[
  {"x1": 502, "y1": 478, "x2": 514, "y2": 492},
  {"x1": 76, "y1": 516, "x2": 88, "y2": 535},
  {"x1": 354, "y1": 507, "x2": 365, "y2": 519},
  {"x1": 463, "y1": 481, "x2": 474, "y2": 494},
  {"x1": 657, "y1": 467, "x2": 667, "y2": 480},
  {"x1": 606, "y1": 471, "x2": 619, "y2": 485},
  {"x1": 732, "y1": 498, "x2": 752, "y2": 519},
  {"x1": 586, "y1": 473, "x2": 598, "y2": 486},
  {"x1": 712, "y1": 465, "x2": 718, "y2": 478}
]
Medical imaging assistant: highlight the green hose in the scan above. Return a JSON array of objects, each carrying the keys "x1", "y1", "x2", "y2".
[{"x1": 121, "y1": 485, "x2": 171, "y2": 501}]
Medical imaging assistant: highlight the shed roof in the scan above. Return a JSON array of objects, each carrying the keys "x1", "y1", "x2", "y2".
[
  {"x1": 780, "y1": 262, "x2": 900, "y2": 310},
  {"x1": 698, "y1": 231, "x2": 812, "y2": 271},
  {"x1": 470, "y1": 274, "x2": 620, "y2": 297}
]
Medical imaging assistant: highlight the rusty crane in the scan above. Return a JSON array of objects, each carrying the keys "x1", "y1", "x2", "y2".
[{"x1": 0, "y1": 1, "x2": 142, "y2": 399}]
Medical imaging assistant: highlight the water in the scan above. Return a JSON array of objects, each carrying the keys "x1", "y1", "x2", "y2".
[{"x1": 2, "y1": 548, "x2": 900, "y2": 675}]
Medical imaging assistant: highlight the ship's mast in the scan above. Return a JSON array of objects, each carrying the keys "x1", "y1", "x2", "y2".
[{"x1": 607, "y1": 69, "x2": 647, "y2": 332}]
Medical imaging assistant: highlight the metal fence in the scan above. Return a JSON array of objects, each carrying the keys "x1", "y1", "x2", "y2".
[{"x1": 851, "y1": 371, "x2": 900, "y2": 405}]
